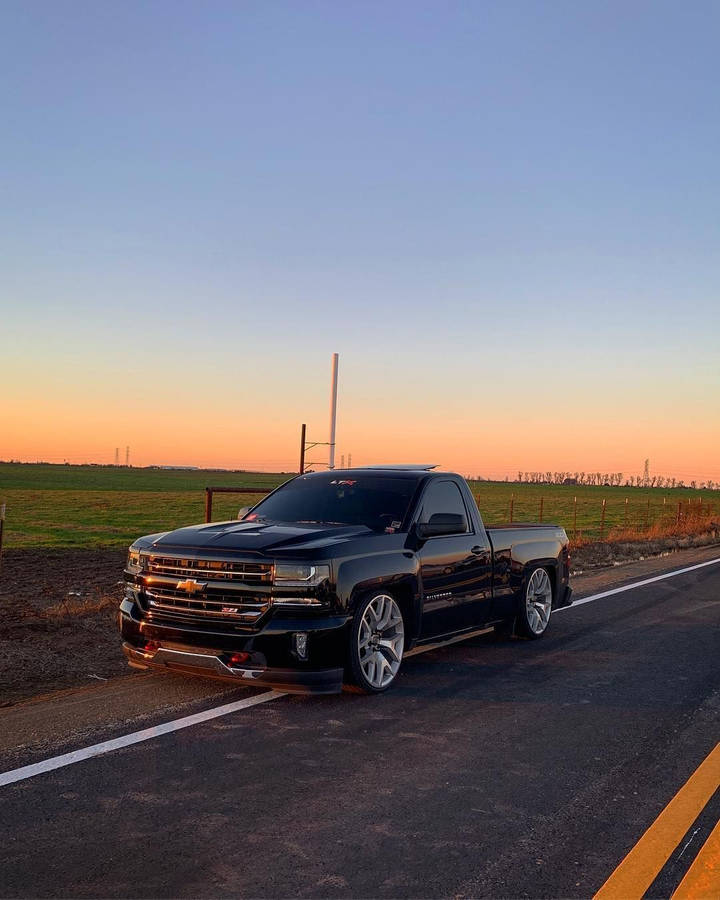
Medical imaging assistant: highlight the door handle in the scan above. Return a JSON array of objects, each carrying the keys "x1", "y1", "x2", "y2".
[{"x1": 471, "y1": 545, "x2": 484, "y2": 555}]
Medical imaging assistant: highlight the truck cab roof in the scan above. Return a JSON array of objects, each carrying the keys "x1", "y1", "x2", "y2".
[{"x1": 301, "y1": 467, "x2": 449, "y2": 480}]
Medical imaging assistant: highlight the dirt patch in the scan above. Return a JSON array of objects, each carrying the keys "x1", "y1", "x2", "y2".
[
  {"x1": 0, "y1": 548, "x2": 126, "y2": 618},
  {"x1": 570, "y1": 528, "x2": 720, "y2": 572},
  {"x1": 0, "y1": 549, "x2": 128, "y2": 705}
]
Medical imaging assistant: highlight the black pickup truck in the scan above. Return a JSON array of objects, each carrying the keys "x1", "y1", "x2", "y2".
[{"x1": 120, "y1": 466, "x2": 572, "y2": 694}]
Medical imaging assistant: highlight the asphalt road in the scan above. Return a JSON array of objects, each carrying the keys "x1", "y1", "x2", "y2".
[{"x1": 1, "y1": 560, "x2": 719, "y2": 898}]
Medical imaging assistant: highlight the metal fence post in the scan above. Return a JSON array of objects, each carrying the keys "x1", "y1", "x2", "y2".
[
  {"x1": 539, "y1": 496, "x2": 544, "y2": 523},
  {"x1": 600, "y1": 498, "x2": 606, "y2": 540},
  {"x1": 624, "y1": 497, "x2": 628, "y2": 528},
  {"x1": 0, "y1": 503, "x2": 5, "y2": 572},
  {"x1": 573, "y1": 496, "x2": 577, "y2": 539},
  {"x1": 509, "y1": 494, "x2": 514, "y2": 524},
  {"x1": 205, "y1": 488, "x2": 213, "y2": 523},
  {"x1": 645, "y1": 497, "x2": 650, "y2": 530}
]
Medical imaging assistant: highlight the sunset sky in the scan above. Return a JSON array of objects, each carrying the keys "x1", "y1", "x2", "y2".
[{"x1": 2, "y1": 1, "x2": 718, "y2": 481}]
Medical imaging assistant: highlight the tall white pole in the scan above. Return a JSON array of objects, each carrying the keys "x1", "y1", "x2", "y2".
[{"x1": 328, "y1": 352, "x2": 339, "y2": 469}]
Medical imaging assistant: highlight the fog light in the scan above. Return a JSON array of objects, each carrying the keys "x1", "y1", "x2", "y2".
[
  {"x1": 293, "y1": 632, "x2": 309, "y2": 660},
  {"x1": 143, "y1": 640, "x2": 159, "y2": 653},
  {"x1": 228, "y1": 652, "x2": 250, "y2": 666}
]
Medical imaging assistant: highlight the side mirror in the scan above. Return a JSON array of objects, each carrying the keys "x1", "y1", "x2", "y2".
[
  {"x1": 416, "y1": 513, "x2": 467, "y2": 539},
  {"x1": 237, "y1": 506, "x2": 250, "y2": 520}
]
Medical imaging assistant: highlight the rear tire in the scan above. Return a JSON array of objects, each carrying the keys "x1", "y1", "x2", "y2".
[
  {"x1": 347, "y1": 593, "x2": 405, "y2": 694},
  {"x1": 515, "y1": 567, "x2": 553, "y2": 639}
]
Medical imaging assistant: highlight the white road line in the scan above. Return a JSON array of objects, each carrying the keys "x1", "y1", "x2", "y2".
[
  {"x1": 0, "y1": 690, "x2": 282, "y2": 788},
  {"x1": 2, "y1": 555, "x2": 719, "y2": 790},
  {"x1": 553, "y1": 556, "x2": 720, "y2": 613}
]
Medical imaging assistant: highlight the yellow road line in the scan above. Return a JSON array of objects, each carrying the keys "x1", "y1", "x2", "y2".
[
  {"x1": 671, "y1": 816, "x2": 720, "y2": 900},
  {"x1": 594, "y1": 743, "x2": 720, "y2": 900}
]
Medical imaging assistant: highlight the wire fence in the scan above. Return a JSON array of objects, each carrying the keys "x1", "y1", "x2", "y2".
[{"x1": 487, "y1": 493, "x2": 718, "y2": 542}]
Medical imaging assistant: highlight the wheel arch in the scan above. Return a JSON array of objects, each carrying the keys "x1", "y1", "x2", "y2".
[
  {"x1": 347, "y1": 577, "x2": 421, "y2": 647},
  {"x1": 514, "y1": 557, "x2": 561, "y2": 603},
  {"x1": 335, "y1": 553, "x2": 421, "y2": 641}
]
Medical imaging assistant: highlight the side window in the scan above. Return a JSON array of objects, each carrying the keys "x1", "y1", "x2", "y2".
[{"x1": 417, "y1": 481, "x2": 470, "y2": 531}]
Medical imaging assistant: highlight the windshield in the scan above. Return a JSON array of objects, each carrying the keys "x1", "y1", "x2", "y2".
[{"x1": 246, "y1": 474, "x2": 418, "y2": 532}]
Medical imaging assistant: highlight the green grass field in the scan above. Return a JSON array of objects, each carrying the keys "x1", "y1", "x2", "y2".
[{"x1": 1, "y1": 463, "x2": 717, "y2": 549}]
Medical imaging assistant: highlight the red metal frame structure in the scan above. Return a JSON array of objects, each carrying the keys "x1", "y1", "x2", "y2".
[{"x1": 204, "y1": 486, "x2": 271, "y2": 523}]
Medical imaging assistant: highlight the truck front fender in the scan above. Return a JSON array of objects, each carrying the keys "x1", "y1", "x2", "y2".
[{"x1": 334, "y1": 552, "x2": 422, "y2": 645}]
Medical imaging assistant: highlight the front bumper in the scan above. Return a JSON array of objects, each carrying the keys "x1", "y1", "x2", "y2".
[
  {"x1": 119, "y1": 593, "x2": 349, "y2": 694},
  {"x1": 122, "y1": 642, "x2": 344, "y2": 694}
]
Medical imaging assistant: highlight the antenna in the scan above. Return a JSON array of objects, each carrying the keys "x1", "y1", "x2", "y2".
[{"x1": 328, "y1": 352, "x2": 339, "y2": 469}]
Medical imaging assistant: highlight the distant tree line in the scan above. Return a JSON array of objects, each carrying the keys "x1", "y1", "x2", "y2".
[{"x1": 508, "y1": 471, "x2": 717, "y2": 490}]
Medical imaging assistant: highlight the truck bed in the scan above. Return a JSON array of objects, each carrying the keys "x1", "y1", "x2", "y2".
[
  {"x1": 484, "y1": 522, "x2": 559, "y2": 530},
  {"x1": 485, "y1": 522, "x2": 567, "y2": 562}
]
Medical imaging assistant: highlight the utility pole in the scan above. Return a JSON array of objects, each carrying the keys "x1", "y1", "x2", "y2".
[
  {"x1": 114, "y1": 447, "x2": 119, "y2": 467},
  {"x1": 340, "y1": 454, "x2": 345, "y2": 468},
  {"x1": 643, "y1": 458, "x2": 650, "y2": 487},
  {"x1": 328, "y1": 352, "x2": 339, "y2": 469},
  {"x1": 125, "y1": 446, "x2": 130, "y2": 467},
  {"x1": 348, "y1": 453, "x2": 352, "y2": 468},
  {"x1": 299, "y1": 354, "x2": 341, "y2": 472},
  {"x1": 299, "y1": 423, "x2": 306, "y2": 474}
]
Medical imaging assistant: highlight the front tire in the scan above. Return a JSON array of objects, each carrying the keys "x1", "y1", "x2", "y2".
[
  {"x1": 347, "y1": 593, "x2": 405, "y2": 693},
  {"x1": 515, "y1": 567, "x2": 553, "y2": 639}
]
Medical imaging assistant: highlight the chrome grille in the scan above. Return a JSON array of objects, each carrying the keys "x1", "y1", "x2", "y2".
[
  {"x1": 144, "y1": 585, "x2": 269, "y2": 625},
  {"x1": 147, "y1": 556, "x2": 272, "y2": 583}
]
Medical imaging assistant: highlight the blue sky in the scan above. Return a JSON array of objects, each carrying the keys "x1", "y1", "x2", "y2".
[{"x1": 2, "y1": 1, "x2": 718, "y2": 478}]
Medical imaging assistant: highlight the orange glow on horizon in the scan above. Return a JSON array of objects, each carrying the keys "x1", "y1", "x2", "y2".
[
  {"x1": 3, "y1": 347, "x2": 718, "y2": 483},
  {"x1": 4, "y1": 401, "x2": 719, "y2": 483}
]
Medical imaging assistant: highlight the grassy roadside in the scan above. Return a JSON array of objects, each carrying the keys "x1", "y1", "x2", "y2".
[
  {"x1": 1, "y1": 462, "x2": 718, "y2": 548},
  {"x1": 0, "y1": 463, "x2": 289, "y2": 548}
]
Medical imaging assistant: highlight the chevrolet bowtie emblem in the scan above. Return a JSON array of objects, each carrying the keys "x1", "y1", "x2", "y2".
[{"x1": 176, "y1": 579, "x2": 207, "y2": 594}]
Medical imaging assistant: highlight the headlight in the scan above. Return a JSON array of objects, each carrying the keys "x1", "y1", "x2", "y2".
[
  {"x1": 126, "y1": 548, "x2": 147, "y2": 573},
  {"x1": 273, "y1": 564, "x2": 330, "y2": 587}
]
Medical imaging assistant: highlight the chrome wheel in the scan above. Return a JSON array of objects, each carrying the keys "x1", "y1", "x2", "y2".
[
  {"x1": 525, "y1": 568, "x2": 552, "y2": 635},
  {"x1": 357, "y1": 594, "x2": 404, "y2": 689}
]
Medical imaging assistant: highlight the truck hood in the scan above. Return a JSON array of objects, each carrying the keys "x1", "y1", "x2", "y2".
[{"x1": 146, "y1": 520, "x2": 374, "y2": 555}]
